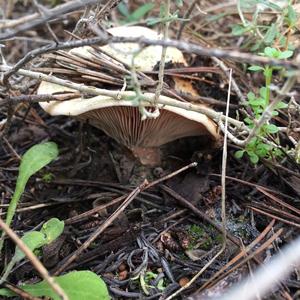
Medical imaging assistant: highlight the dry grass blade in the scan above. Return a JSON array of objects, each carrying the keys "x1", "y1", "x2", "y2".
[
  {"x1": 197, "y1": 219, "x2": 275, "y2": 292},
  {"x1": 248, "y1": 206, "x2": 300, "y2": 229},
  {"x1": 257, "y1": 187, "x2": 300, "y2": 216},
  {"x1": 215, "y1": 233, "x2": 300, "y2": 300},
  {"x1": 194, "y1": 228, "x2": 283, "y2": 297},
  {"x1": 41, "y1": 50, "x2": 126, "y2": 86}
]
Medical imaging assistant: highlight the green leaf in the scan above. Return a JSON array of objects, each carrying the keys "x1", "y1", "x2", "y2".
[
  {"x1": 277, "y1": 50, "x2": 293, "y2": 59},
  {"x1": 256, "y1": 148, "x2": 268, "y2": 157},
  {"x1": 0, "y1": 289, "x2": 13, "y2": 297},
  {"x1": 6, "y1": 142, "x2": 58, "y2": 226},
  {"x1": 256, "y1": 0, "x2": 281, "y2": 11},
  {"x1": 259, "y1": 87, "x2": 267, "y2": 99},
  {"x1": 248, "y1": 152, "x2": 259, "y2": 164},
  {"x1": 40, "y1": 218, "x2": 64, "y2": 244},
  {"x1": 257, "y1": 143, "x2": 272, "y2": 151},
  {"x1": 18, "y1": 142, "x2": 58, "y2": 189},
  {"x1": 248, "y1": 137, "x2": 258, "y2": 147},
  {"x1": 273, "y1": 148, "x2": 283, "y2": 158},
  {"x1": 129, "y1": 3, "x2": 155, "y2": 22},
  {"x1": 249, "y1": 97, "x2": 265, "y2": 106},
  {"x1": 207, "y1": 12, "x2": 227, "y2": 22},
  {"x1": 117, "y1": 2, "x2": 130, "y2": 17},
  {"x1": 248, "y1": 65, "x2": 264, "y2": 72},
  {"x1": 275, "y1": 101, "x2": 288, "y2": 109},
  {"x1": 256, "y1": 143, "x2": 272, "y2": 157},
  {"x1": 264, "y1": 124, "x2": 279, "y2": 134},
  {"x1": 286, "y1": 4, "x2": 297, "y2": 27},
  {"x1": 278, "y1": 35, "x2": 287, "y2": 48},
  {"x1": 231, "y1": 24, "x2": 251, "y2": 36},
  {"x1": 264, "y1": 46, "x2": 279, "y2": 58},
  {"x1": 240, "y1": 0, "x2": 259, "y2": 10},
  {"x1": 14, "y1": 231, "x2": 46, "y2": 262},
  {"x1": 264, "y1": 23, "x2": 278, "y2": 44},
  {"x1": 235, "y1": 150, "x2": 245, "y2": 159},
  {"x1": 175, "y1": 0, "x2": 183, "y2": 7},
  {"x1": 244, "y1": 117, "x2": 253, "y2": 125},
  {"x1": 247, "y1": 91, "x2": 256, "y2": 101},
  {"x1": 0, "y1": 142, "x2": 59, "y2": 252},
  {"x1": 1, "y1": 218, "x2": 64, "y2": 283},
  {"x1": 250, "y1": 42, "x2": 261, "y2": 52},
  {"x1": 0, "y1": 271, "x2": 110, "y2": 300},
  {"x1": 159, "y1": 2, "x2": 166, "y2": 18}
]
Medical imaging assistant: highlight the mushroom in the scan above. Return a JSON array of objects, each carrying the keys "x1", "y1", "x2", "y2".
[{"x1": 38, "y1": 26, "x2": 219, "y2": 166}]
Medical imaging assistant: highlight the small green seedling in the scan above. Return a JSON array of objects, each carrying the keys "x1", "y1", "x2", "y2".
[
  {"x1": 0, "y1": 218, "x2": 64, "y2": 283},
  {"x1": 146, "y1": 3, "x2": 187, "y2": 26},
  {"x1": 145, "y1": 271, "x2": 166, "y2": 291},
  {"x1": 118, "y1": 2, "x2": 155, "y2": 24},
  {"x1": 42, "y1": 172, "x2": 55, "y2": 183},
  {"x1": 140, "y1": 270, "x2": 166, "y2": 295},
  {"x1": 188, "y1": 224, "x2": 213, "y2": 250},
  {"x1": 232, "y1": 1, "x2": 298, "y2": 51},
  {"x1": 0, "y1": 271, "x2": 110, "y2": 300},
  {"x1": 0, "y1": 142, "x2": 59, "y2": 251},
  {"x1": 235, "y1": 47, "x2": 292, "y2": 164}
]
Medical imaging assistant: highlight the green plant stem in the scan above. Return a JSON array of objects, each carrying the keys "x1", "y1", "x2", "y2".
[
  {"x1": 154, "y1": 0, "x2": 170, "y2": 109},
  {"x1": 0, "y1": 186, "x2": 24, "y2": 251},
  {"x1": 0, "y1": 258, "x2": 17, "y2": 284},
  {"x1": 237, "y1": 0, "x2": 247, "y2": 27},
  {"x1": 241, "y1": 75, "x2": 296, "y2": 147},
  {"x1": 265, "y1": 66, "x2": 273, "y2": 105}
]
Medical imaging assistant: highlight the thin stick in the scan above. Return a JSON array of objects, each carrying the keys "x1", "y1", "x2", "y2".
[
  {"x1": 54, "y1": 162, "x2": 197, "y2": 275},
  {"x1": 160, "y1": 184, "x2": 239, "y2": 245},
  {"x1": 165, "y1": 69, "x2": 233, "y2": 300},
  {"x1": 0, "y1": 0, "x2": 106, "y2": 40},
  {"x1": 0, "y1": 217, "x2": 68, "y2": 300},
  {"x1": 197, "y1": 219, "x2": 275, "y2": 292},
  {"x1": 212, "y1": 229, "x2": 297, "y2": 300},
  {"x1": 154, "y1": 0, "x2": 170, "y2": 113},
  {"x1": 177, "y1": 0, "x2": 199, "y2": 40},
  {"x1": 211, "y1": 57, "x2": 247, "y2": 104},
  {"x1": 1, "y1": 34, "x2": 298, "y2": 83},
  {"x1": 248, "y1": 206, "x2": 300, "y2": 229},
  {"x1": 2, "y1": 282, "x2": 42, "y2": 300},
  {"x1": 220, "y1": 68, "x2": 232, "y2": 242},
  {"x1": 54, "y1": 180, "x2": 148, "y2": 275}
]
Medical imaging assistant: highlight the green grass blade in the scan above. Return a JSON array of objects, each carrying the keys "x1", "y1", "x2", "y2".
[{"x1": 0, "y1": 142, "x2": 58, "y2": 252}]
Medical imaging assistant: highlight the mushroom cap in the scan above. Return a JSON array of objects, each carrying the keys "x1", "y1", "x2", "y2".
[{"x1": 70, "y1": 26, "x2": 186, "y2": 71}]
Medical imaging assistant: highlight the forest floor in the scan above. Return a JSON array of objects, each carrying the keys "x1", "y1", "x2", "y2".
[{"x1": 0, "y1": 1, "x2": 300, "y2": 299}]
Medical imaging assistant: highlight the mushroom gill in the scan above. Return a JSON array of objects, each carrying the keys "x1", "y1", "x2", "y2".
[{"x1": 77, "y1": 106, "x2": 217, "y2": 165}]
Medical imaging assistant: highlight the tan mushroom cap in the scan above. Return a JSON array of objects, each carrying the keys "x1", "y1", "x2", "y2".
[
  {"x1": 70, "y1": 26, "x2": 187, "y2": 71},
  {"x1": 38, "y1": 26, "x2": 219, "y2": 165}
]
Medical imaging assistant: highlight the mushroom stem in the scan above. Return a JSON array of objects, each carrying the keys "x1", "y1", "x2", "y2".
[{"x1": 131, "y1": 147, "x2": 161, "y2": 167}]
